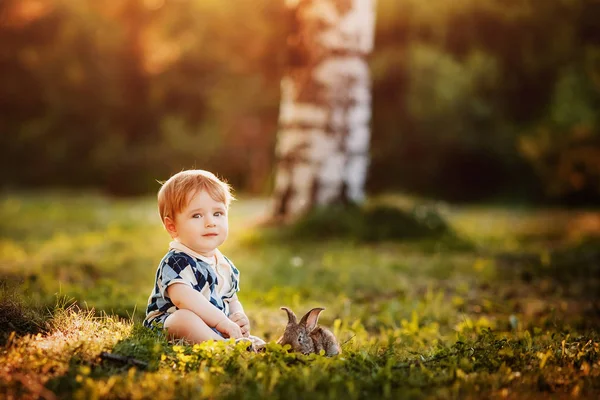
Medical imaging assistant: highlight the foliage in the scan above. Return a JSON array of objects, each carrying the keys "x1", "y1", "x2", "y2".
[
  {"x1": 0, "y1": 0, "x2": 285, "y2": 195},
  {"x1": 1, "y1": 0, "x2": 599, "y2": 202},
  {"x1": 518, "y1": 66, "x2": 600, "y2": 204},
  {"x1": 1, "y1": 193, "x2": 600, "y2": 398},
  {"x1": 369, "y1": 0, "x2": 599, "y2": 202}
]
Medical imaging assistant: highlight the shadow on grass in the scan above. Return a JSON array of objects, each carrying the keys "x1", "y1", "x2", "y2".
[
  {"x1": 495, "y1": 237, "x2": 600, "y2": 329},
  {"x1": 0, "y1": 278, "x2": 55, "y2": 345}
]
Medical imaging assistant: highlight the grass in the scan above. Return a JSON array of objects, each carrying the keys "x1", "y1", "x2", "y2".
[{"x1": 1, "y1": 191, "x2": 599, "y2": 399}]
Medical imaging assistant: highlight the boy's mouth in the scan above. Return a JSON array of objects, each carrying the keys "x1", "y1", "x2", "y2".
[{"x1": 203, "y1": 233, "x2": 218, "y2": 237}]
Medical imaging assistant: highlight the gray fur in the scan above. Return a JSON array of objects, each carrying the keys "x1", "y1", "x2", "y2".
[{"x1": 276, "y1": 306, "x2": 342, "y2": 356}]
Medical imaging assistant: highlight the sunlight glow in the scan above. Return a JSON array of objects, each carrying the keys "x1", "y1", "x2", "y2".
[
  {"x1": 5, "y1": 0, "x2": 52, "y2": 27},
  {"x1": 143, "y1": 0, "x2": 166, "y2": 11}
]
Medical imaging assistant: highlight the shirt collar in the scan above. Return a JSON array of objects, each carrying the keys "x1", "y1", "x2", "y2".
[{"x1": 169, "y1": 240, "x2": 224, "y2": 266}]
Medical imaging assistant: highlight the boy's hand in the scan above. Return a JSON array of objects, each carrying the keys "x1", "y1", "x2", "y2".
[
  {"x1": 229, "y1": 312, "x2": 250, "y2": 337},
  {"x1": 215, "y1": 319, "x2": 243, "y2": 339}
]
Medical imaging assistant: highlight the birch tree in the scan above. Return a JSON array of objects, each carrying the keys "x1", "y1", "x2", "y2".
[{"x1": 270, "y1": 0, "x2": 376, "y2": 220}]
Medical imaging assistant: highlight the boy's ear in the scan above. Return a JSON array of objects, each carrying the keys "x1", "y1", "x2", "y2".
[{"x1": 163, "y1": 217, "x2": 178, "y2": 238}]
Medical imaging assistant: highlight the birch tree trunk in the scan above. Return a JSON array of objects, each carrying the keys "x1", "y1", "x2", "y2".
[{"x1": 270, "y1": 0, "x2": 376, "y2": 220}]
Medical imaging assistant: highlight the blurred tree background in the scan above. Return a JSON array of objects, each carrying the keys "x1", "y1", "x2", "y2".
[{"x1": 1, "y1": 0, "x2": 599, "y2": 204}]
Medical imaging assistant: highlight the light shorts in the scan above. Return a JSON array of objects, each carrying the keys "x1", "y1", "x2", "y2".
[{"x1": 147, "y1": 312, "x2": 224, "y2": 338}]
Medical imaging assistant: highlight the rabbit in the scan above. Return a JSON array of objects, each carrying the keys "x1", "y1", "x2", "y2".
[{"x1": 276, "y1": 306, "x2": 342, "y2": 356}]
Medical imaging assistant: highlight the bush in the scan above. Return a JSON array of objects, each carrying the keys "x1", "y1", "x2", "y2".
[{"x1": 282, "y1": 204, "x2": 455, "y2": 243}]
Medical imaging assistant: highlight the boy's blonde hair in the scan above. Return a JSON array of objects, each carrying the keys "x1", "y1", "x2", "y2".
[{"x1": 158, "y1": 170, "x2": 234, "y2": 222}]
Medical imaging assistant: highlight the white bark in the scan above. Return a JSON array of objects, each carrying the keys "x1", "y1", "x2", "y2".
[{"x1": 271, "y1": 0, "x2": 376, "y2": 220}]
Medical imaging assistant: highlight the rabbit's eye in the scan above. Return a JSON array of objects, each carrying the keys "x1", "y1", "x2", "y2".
[{"x1": 298, "y1": 337, "x2": 302, "y2": 343}]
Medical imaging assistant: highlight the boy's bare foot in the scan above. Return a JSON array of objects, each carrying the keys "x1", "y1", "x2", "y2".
[{"x1": 235, "y1": 336, "x2": 266, "y2": 352}]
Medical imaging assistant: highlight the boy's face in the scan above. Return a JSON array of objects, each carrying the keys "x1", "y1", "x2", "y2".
[{"x1": 165, "y1": 189, "x2": 229, "y2": 257}]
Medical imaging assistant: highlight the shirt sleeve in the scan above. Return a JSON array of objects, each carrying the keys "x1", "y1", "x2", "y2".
[
  {"x1": 158, "y1": 252, "x2": 209, "y2": 299},
  {"x1": 232, "y1": 264, "x2": 240, "y2": 293},
  {"x1": 223, "y1": 256, "x2": 240, "y2": 299}
]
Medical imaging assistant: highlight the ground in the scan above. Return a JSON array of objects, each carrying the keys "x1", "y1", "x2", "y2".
[{"x1": 0, "y1": 192, "x2": 599, "y2": 399}]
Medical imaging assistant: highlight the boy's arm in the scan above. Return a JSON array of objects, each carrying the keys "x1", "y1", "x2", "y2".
[
  {"x1": 228, "y1": 294, "x2": 250, "y2": 337},
  {"x1": 167, "y1": 283, "x2": 242, "y2": 338},
  {"x1": 228, "y1": 294, "x2": 244, "y2": 314}
]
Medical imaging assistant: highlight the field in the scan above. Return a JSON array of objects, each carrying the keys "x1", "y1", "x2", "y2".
[{"x1": 1, "y1": 192, "x2": 599, "y2": 399}]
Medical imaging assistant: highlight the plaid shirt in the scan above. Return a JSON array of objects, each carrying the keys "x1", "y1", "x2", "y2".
[{"x1": 143, "y1": 243, "x2": 240, "y2": 329}]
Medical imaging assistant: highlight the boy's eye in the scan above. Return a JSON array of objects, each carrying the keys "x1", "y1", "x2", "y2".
[
  {"x1": 192, "y1": 214, "x2": 202, "y2": 218},
  {"x1": 214, "y1": 212, "x2": 223, "y2": 217}
]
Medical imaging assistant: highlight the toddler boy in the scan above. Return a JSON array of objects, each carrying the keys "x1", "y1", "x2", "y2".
[{"x1": 144, "y1": 169, "x2": 262, "y2": 346}]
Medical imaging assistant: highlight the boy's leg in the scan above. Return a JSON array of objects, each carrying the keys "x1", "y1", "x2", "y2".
[{"x1": 164, "y1": 309, "x2": 223, "y2": 343}]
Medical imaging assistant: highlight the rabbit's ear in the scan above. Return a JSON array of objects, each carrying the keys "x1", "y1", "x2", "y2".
[
  {"x1": 299, "y1": 307, "x2": 325, "y2": 332},
  {"x1": 280, "y1": 307, "x2": 297, "y2": 324}
]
